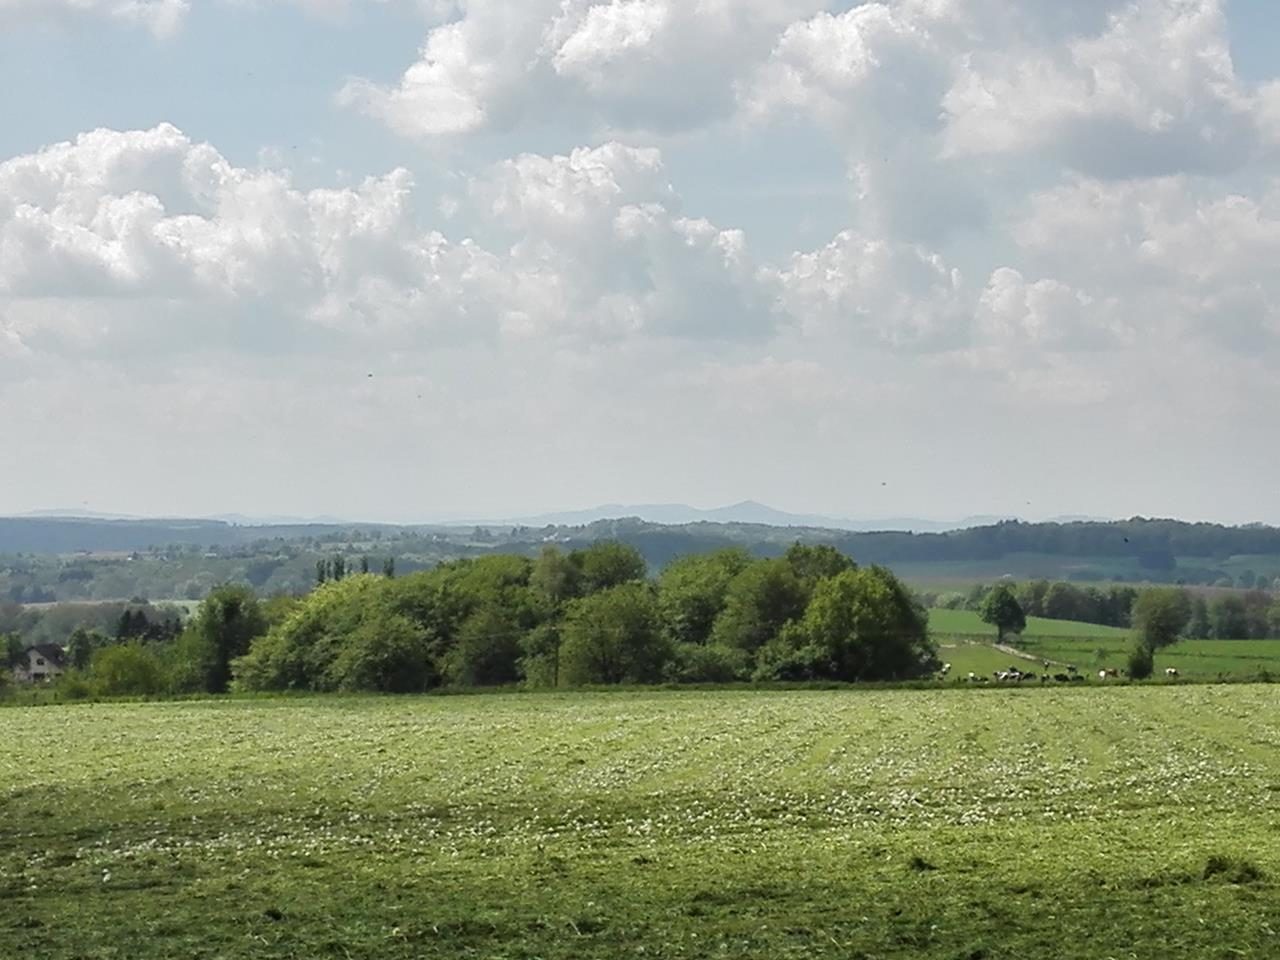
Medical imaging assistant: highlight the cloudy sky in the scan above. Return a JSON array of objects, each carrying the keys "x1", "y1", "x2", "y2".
[{"x1": 2, "y1": 0, "x2": 1279, "y2": 524}]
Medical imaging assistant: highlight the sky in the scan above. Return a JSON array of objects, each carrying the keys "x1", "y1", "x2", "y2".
[{"x1": 2, "y1": 0, "x2": 1280, "y2": 525}]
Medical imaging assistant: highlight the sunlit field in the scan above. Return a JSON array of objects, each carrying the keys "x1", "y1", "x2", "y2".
[
  {"x1": 929, "y1": 608, "x2": 1280, "y2": 680},
  {"x1": 927, "y1": 607, "x2": 1130, "y2": 639},
  {"x1": 3, "y1": 689, "x2": 1279, "y2": 959},
  {"x1": 1014, "y1": 635, "x2": 1280, "y2": 679}
]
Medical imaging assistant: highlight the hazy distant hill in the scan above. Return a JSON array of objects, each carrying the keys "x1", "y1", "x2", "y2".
[
  {"x1": 0, "y1": 517, "x2": 363, "y2": 554},
  {"x1": 499, "y1": 500, "x2": 1044, "y2": 532}
]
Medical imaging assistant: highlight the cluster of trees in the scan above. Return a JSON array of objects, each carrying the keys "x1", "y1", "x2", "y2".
[
  {"x1": 1126, "y1": 589, "x2": 1280, "y2": 677},
  {"x1": 6, "y1": 590, "x2": 296, "y2": 698},
  {"x1": 937, "y1": 580, "x2": 1139, "y2": 628},
  {"x1": 948, "y1": 579, "x2": 1280, "y2": 640},
  {"x1": 1184, "y1": 591, "x2": 1278, "y2": 640},
  {"x1": 315, "y1": 555, "x2": 396, "y2": 584},
  {"x1": 231, "y1": 542, "x2": 936, "y2": 692}
]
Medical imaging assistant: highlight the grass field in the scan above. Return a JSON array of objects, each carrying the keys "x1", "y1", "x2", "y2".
[
  {"x1": 3, "y1": 689, "x2": 1279, "y2": 959},
  {"x1": 1014, "y1": 635, "x2": 1280, "y2": 679},
  {"x1": 928, "y1": 608, "x2": 1130, "y2": 639},
  {"x1": 929, "y1": 608, "x2": 1280, "y2": 679}
]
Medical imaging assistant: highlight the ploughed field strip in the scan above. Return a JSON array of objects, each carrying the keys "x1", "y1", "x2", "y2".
[{"x1": 3, "y1": 688, "x2": 1279, "y2": 958}]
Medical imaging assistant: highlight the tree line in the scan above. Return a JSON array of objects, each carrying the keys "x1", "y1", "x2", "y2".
[
  {"x1": 825, "y1": 518, "x2": 1280, "y2": 567},
  {"x1": 937, "y1": 578, "x2": 1280, "y2": 640},
  {"x1": 933, "y1": 580, "x2": 1140, "y2": 628},
  {"x1": 233, "y1": 543, "x2": 935, "y2": 692},
  {"x1": 10, "y1": 547, "x2": 1278, "y2": 699},
  {"x1": 5, "y1": 543, "x2": 939, "y2": 697}
]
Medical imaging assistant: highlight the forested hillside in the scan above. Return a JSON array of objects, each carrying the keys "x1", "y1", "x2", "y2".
[{"x1": 3, "y1": 515, "x2": 1280, "y2": 603}]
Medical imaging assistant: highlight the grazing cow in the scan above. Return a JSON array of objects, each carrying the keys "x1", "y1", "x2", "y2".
[
  {"x1": 968, "y1": 672, "x2": 977, "y2": 682},
  {"x1": 1042, "y1": 660, "x2": 1051, "y2": 672},
  {"x1": 1165, "y1": 667, "x2": 1179, "y2": 678},
  {"x1": 1066, "y1": 665, "x2": 1078, "y2": 675},
  {"x1": 1098, "y1": 670, "x2": 1108, "y2": 681},
  {"x1": 1070, "y1": 675, "x2": 1085, "y2": 683},
  {"x1": 1053, "y1": 673, "x2": 1070, "y2": 683}
]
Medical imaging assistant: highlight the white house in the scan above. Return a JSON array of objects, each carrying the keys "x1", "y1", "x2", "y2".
[{"x1": 12, "y1": 645, "x2": 67, "y2": 683}]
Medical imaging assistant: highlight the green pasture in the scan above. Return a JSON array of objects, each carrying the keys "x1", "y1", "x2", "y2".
[
  {"x1": 932, "y1": 639, "x2": 1035, "y2": 677},
  {"x1": 1014, "y1": 635, "x2": 1280, "y2": 679},
  {"x1": 928, "y1": 607, "x2": 1130, "y2": 639},
  {"x1": 3, "y1": 689, "x2": 1279, "y2": 959},
  {"x1": 928, "y1": 608, "x2": 1280, "y2": 678}
]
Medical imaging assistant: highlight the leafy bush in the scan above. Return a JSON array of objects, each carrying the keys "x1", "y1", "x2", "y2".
[
  {"x1": 665, "y1": 644, "x2": 750, "y2": 683},
  {"x1": 518, "y1": 623, "x2": 562, "y2": 688},
  {"x1": 752, "y1": 631, "x2": 832, "y2": 682},
  {"x1": 57, "y1": 672, "x2": 94, "y2": 701},
  {"x1": 327, "y1": 612, "x2": 434, "y2": 693},
  {"x1": 1126, "y1": 643, "x2": 1154, "y2": 680},
  {"x1": 90, "y1": 644, "x2": 167, "y2": 697},
  {"x1": 443, "y1": 609, "x2": 523, "y2": 687}
]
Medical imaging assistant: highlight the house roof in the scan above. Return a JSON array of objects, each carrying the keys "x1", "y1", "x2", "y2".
[{"x1": 26, "y1": 644, "x2": 68, "y2": 666}]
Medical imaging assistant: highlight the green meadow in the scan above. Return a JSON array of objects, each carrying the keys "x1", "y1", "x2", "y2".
[
  {"x1": 3, "y1": 688, "x2": 1279, "y2": 959},
  {"x1": 929, "y1": 607, "x2": 1280, "y2": 679},
  {"x1": 927, "y1": 608, "x2": 1130, "y2": 639}
]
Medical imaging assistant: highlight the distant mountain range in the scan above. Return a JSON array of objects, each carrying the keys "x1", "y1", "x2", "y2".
[
  {"x1": 17, "y1": 501, "x2": 1110, "y2": 534},
  {"x1": 22, "y1": 509, "x2": 354, "y2": 526},
  {"x1": 492, "y1": 501, "x2": 1111, "y2": 533}
]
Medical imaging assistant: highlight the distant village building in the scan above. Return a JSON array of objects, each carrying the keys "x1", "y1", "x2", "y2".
[{"x1": 13, "y1": 645, "x2": 67, "y2": 684}]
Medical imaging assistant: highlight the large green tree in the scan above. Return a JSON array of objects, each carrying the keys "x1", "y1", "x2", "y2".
[
  {"x1": 656, "y1": 548, "x2": 752, "y2": 646},
  {"x1": 4, "y1": 633, "x2": 24, "y2": 669},
  {"x1": 755, "y1": 567, "x2": 933, "y2": 682},
  {"x1": 1042, "y1": 582, "x2": 1081, "y2": 621},
  {"x1": 1209, "y1": 595, "x2": 1249, "y2": 639},
  {"x1": 530, "y1": 546, "x2": 582, "y2": 610},
  {"x1": 710, "y1": 559, "x2": 807, "y2": 652},
  {"x1": 67, "y1": 627, "x2": 95, "y2": 671},
  {"x1": 979, "y1": 585, "x2": 1027, "y2": 643},
  {"x1": 1131, "y1": 587, "x2": 1192, "y2": 654},
  {"x1": 782, "y1": 543, "x2": 855, "y2": 592},
  {"x1": 559, "y1": 583, "x2": 670, "y2": 685},
  {"x1": 177, "y1": 584, "x2": 269, "y2": 693},
  {"x1": 571, "y1": 541, "x2": 647, "y2": 594},
  {"x1": 1016, "y1": 580, "x2": 1051, "y2": 618}
]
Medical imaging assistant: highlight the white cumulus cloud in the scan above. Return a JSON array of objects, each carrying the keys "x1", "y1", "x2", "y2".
[
  {"x1": 0, "y1": 127, "x2": 785, "y2": 361},
  {"x1": 768, "y1": 229, "x2": 968, "y2": 351},
  {"x1": 941, "y1": 0, "x2": 1258, "y2": 177},
  {"x1": 340, "y1": 0, "x2": 831, "y2": 138}
]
